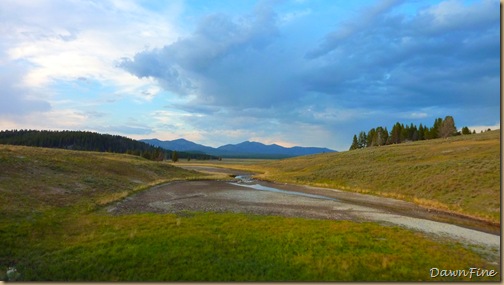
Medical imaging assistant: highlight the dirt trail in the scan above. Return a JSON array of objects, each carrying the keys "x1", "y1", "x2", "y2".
[{"x1": 106, "y1": 165, "x2": 500, "y2": 262}]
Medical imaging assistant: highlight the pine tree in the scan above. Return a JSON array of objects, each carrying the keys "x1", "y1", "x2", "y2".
[
  {"x1": 418, "y1": 124, "x2": 425, "y2": 140},
  {"x1": 358, "y1": 131, "x2": 367, "y2": 148},
  {"x1": 409, "y1": 123, "x2": 418, "y2": 141},
  {"x1": 390, "y1": 123, "x2": 402, "y2": 144},
  {"x1": 461, "y1": 126, "x2": 471, "y2": 135},
  {"x1": 367, "y1": 128, "x2": 376, "y2": 147},
  {"x1": 383, "y1": 127, "x2": 389, "y2": 145},
  {"x1": 349, "y1": 135, "x2": 359, "y2": 150},
  {"x1": 430, "y1": 118, "x2": 443, "y2": 139}
]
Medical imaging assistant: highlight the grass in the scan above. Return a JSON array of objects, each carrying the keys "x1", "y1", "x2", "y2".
[
  {"x1": 0, "y1": 144, "x2": 500, "y2": 281},
  {"x1": 1, "y1": 212, "x2": 499, "y2": 281},
  {"x1": 186, "y1": 131, "x2": 501, "y2": 224},
  {"x1": 0, "y1": 145, "x2": 210, "y2": 218}
]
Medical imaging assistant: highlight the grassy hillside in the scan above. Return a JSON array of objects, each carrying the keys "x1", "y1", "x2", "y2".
[
  {"x1": 0, "y1": 145, "x2": 210, "y2": 218},
  {"x1": 0, "y1": 145, "x2": 499, "y2": 281},
  {"x1": 250, "y1": 131, "x2": 500, "y2": 223}
]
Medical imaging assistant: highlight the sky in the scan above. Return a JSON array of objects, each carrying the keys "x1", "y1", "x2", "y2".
[{"x1": 0, "y1": 0, "x2": 500, "y2": 151}]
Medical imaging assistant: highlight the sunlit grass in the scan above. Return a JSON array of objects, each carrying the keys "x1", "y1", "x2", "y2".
[{"x1": 1, "y1": 212, "x2": 499, "y2": 281}]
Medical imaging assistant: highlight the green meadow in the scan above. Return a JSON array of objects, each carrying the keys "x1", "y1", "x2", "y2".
[
  {"x1": 2, "y1": 212, "x2": 498, "y2": 281},
  {"x1": 0, "y1": 143, "x2": 500, "y2": 281}
]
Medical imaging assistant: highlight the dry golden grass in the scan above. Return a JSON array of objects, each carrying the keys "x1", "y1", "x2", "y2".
[
  {"x1": 264, "y1": 131, "x2": 500, "y2": 223},
  {"x1": 0, "y1": 145, "x2": 209, "y2": 217}
]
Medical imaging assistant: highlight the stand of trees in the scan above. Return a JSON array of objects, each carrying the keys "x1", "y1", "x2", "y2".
[
  {"x1": 0, "y1": 130, "x2": 168, "y2": 161},
  {"x1": 0, "y1": 130, "x2": 220, "y2": 161},
  {"x1": 349, "y1": 116, "x2": 474, "y2": 151}
]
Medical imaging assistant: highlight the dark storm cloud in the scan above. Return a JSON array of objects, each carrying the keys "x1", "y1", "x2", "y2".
[
  {"x1": 121, "y1": 0, "x2": 498, "y2": 111},
  {"x1": 304, "y1": 0, "x2": 499, "y2": 112},
  {"x1": 120, "y1": 0, "x2": 499, "y2": 149},
  {"x1": 305, "y1": 0, "x2": 404, "y2": 59},
  {"x1": 119, "y1": 0, "x2": 304, "y2": 109}
]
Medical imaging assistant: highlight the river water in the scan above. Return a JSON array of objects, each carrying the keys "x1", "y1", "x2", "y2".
[{"x1": 231, "y1": 175, "x2": 337, "y2": 201}]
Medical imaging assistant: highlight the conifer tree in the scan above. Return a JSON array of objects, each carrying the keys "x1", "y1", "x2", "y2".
[
  {"x1": 358, "y1": 131, "x2": 367, "y2": 148},
  {"x1": 383, "y1": 127, "x2": 389, "y2": 145},
  {"x1": 418, "y1": 124, "x2": 425, "y2": 140},
  {"x1": 367, "y1": 128, "x2": 376, "y2": 147},
  {"x1": 430, "y1": 118, "x2": 443, "y2": 139},
  {"x1": 461, "y1": 126, "x2": 471, "y2": 135},
  {"x1": 348, "y1": 115, "x2": 462, "y2": 149},
  {"x1": 349, "y1": 135, "x2": 359, "y2": 150},
  {"x1": 390, "y1": 123, "x2": 402, "y2": 144}
]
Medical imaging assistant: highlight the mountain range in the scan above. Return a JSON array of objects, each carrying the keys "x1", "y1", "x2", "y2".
[{"x1": 140, "y1": 138, "x2": 336, "y2": 158}]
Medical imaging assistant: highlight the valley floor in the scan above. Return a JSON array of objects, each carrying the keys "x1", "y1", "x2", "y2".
[{"x1": 106, "y1": 165, "x2": 500, "y2": 264}]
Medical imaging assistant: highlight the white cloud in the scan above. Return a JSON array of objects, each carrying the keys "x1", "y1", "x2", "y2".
[
  {"x1": 0, "y1": 109, "x2": 88, "y2": 130},
  {"x1": 399, "y1": 112, "x2": 429, "y2": 119},
  {"x1": 1, "y1": 0, "x2": 182, "y2": 97},
  {"x1": 419, "y1": 0, "x2": 497, "y2": 33},
  {"x1": 466, "y1": 123, "x2": 500, "y2": 133},
  {"x1": 0, "y1": 62, "x2": 51, "y2": 116}
]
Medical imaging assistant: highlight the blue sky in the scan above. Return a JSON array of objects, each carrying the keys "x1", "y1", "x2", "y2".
[{"x1": 0, "y1": 0, "x2": 499, "y2": 151}]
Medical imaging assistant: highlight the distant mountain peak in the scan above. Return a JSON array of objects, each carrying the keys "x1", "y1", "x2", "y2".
[
  {"x1": 140, "y1": 138, "x2": 336, "y2": 158},
  {"x1": 172, "y1": 138, "x2": 191, "y2": 142}
]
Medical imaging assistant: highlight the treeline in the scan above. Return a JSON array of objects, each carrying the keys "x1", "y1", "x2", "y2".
[
  {"x1": 0, "y1": 130, "x2": 167, "y2": 160},
  {"x1": 349, "y1": 116, "x2": 476, "y2": 150},
  {"x1": 167, "y1": 150, "x2": 219, "y2": 162},
  {"x1": 0, "y1": 130, "x2": 218, "y2": 161}
]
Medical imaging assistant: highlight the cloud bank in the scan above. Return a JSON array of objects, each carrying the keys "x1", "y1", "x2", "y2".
[
  {"x1": 0, "y1": 0, "x2": 499, "y2": 150},
  {"x1": 119, "y1": 0, "x2": 499, "y2": 150}
]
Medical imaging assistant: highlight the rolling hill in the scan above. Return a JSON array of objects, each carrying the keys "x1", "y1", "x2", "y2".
[{"x1": 250, "y1": 130, "x2": 500, "y2": 223}]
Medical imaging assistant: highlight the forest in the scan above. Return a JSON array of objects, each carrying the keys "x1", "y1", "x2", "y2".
[
  {"x1": 0, "y1": 130, "x2": 217, "y2": 161},
  {"x1": 349, "y1": 116, "x2": 476, "y2": 150}
]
